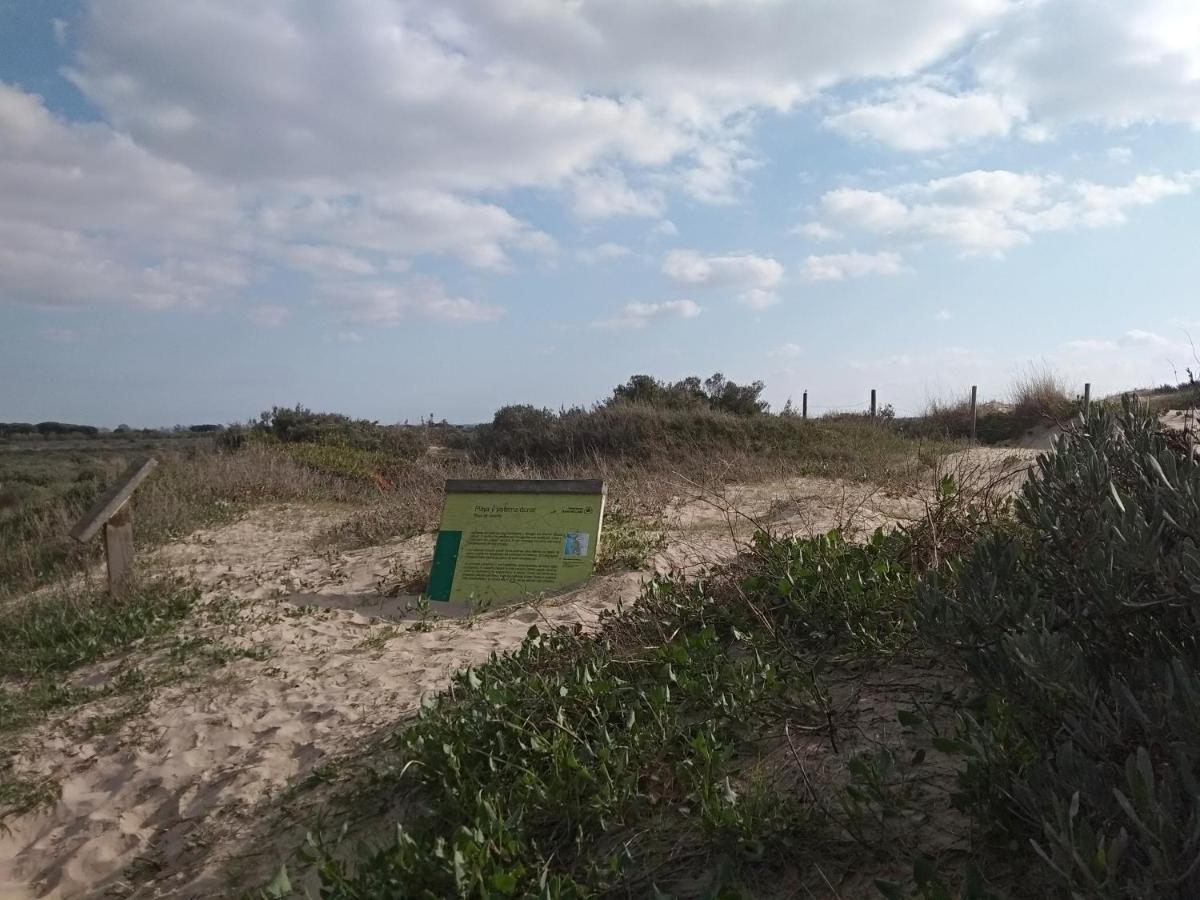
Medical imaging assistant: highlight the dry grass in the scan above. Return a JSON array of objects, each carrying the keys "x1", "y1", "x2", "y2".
[
  {"x1": 1009, "y1": 363, "x2": 1075, "y2": 428},
  {"x1": 2, "y1": 408, "x2": 952, "y2": 596},
  {"x1": 0, "y1": 446, "x2": 372, "y2": 600}
]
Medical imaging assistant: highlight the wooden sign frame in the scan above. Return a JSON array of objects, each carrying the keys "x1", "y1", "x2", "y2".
[{"x1": 70, "y1": 457, "x2": 158, "y2": 593}]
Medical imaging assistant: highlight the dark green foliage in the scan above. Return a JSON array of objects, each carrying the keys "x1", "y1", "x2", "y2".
[
  {"x1": 0, "y1": 578, "x2": 198, "y2": 678},
  {"x1": 33, "y1": 422, "x2": 100, "y2": 437},
  {"x1": 473, "y1": 400, "x2": 932, "y2": 473},
  {"x1": 610, "y1": 372, "x2": 769, "y2": 416},
  {"x1": 253, "y1": 405, "x2": 426, "y2": 457},
  {"x1": 920, "y1": 400, "x2": 1200, "y2": 897},
  {"x1": 743, "y1": 527, "x2": 917, "y2": 655}
]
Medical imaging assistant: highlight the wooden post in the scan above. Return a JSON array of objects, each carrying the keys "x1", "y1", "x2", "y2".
[
  {"x1": 802, "y1": 391, "x2": 808, "y2": 421},
  {"x1": 870, "y1": 389, "x2": 877, "y2": 421},
  {"x1": 970, "y1": 385, "x2": 978, "y2": 445},
  {"x1": 70, "y1": 457, "x2": 157, "y2": 595},
  {"x1": 1083, "y1": 382, "x2": 1091, "y2": 422},
  {"x1": 104, "y1": 503, "x2": 135, "y2": 594}
]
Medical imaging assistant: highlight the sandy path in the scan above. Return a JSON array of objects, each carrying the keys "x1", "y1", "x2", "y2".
[{"x1": 0, "y1": 461, "x2": 1019, "y2": 899}]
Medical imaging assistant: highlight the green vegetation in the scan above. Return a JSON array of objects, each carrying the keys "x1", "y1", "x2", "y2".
[
  {"x1": 0, "y1": 577, "x2": 272, "y2": 824},
  {"x1": 609, "y1": 372, "x2": 769, "y2": 415},
  {"x1": 3, "y1": 376, "x2": 954, "y2": 595},
  {"x1": 266, "y1": 399, "x2": 1197, "y2": 898},
  {"x1": 918, "y1": 398, "x2": 1200, "y2": 896},
  {"x1": 0, "y1": 579, "x2": 193, "y2": 819}
]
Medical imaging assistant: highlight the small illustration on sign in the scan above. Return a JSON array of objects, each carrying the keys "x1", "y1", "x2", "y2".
[{"x1": 563, "y1": 532, "x2": 589, "y2": 558}]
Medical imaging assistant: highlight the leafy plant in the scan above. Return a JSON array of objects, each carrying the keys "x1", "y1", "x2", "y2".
[{"x1": 919, "y1": 399, "x2": 1200, "y2": 897}]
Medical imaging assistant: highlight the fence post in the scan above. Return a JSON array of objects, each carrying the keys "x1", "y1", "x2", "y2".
[
  {"x1": 104, "y1": 503, "x2": 135, "y2": 594},
  {"x1": 870, "y1": 389, "x2": 877, "y2": 421},
  {"x1": 1083, "y1": 382, "x2": 1091, "y2": 421},
  {"x1": 802, "y1": 391, "x2": 808, "y2": 421},
  {"x1": 970, "y1": 385, "x2": 978, "y2": 445}
]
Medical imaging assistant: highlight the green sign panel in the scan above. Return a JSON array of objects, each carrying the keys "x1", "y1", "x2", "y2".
[{"x1": 427, "y1": 479, "x2": 606, "y2": 607}]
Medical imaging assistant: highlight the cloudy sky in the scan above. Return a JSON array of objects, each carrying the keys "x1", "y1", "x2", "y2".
[{"x1": 2, "y1": 0, "x2": 1199, "y2": 425}]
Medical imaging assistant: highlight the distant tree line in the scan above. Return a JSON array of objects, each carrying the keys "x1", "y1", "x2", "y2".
[
  {"x1": 0, "y1": 421, "x2": 100, "y2": 437},
  {"x1": 0, "y1": 422, "x2": 229, "y2": 438}
]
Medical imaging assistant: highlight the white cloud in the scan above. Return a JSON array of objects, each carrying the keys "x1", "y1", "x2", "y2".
[
  {"x1": 817, "y1": 169, "x2": 1200, "y2": 256},
  {"x1": 282, "y1": 244, "x2": 376, "y2": 276},
  {"x1": 336, "y1": 331, "x2": 365, "y2": 343},
  {"x1": 0, "y1": 84, "x2": 247, "y2": 310},
  {"x1": 662, "y1": 250, "x2": 783, "y2": 289},
  {"x1": 258, "y1": 189, "x2": 556, "y2": 271},
  {"x1": 821, "y1": 189, "x2": 910, "y2": 233},
  {"x1": 662, "y1": 249, "x2": 784, "y2": 307},
  {"x1": 651, "y1": 219, "x2": 679, "y2": 237},
  {"x1": 571, "y1": 170, "x2": 664, "y2": 219},
  {"x1": 972, "y1": 0, "x2": 1200, "y2": 132},
  {"x1": 54, "y1": 0, "x2": 1016, "y2": 233},
  {"x1": 769, "y1": 342, "x2": 802, "y2": 358},
  {"x1": 662, "y1": 250, "x2": 782, "y2": 309},
  {"x1": 320, "y1": 277, "x2": 503, "y2": 325},
  {"x1": 802, "y1": 251, "x2": 907, "y2": 282},
  {"x1": 826, "y1": 82, "x2": 1025, "y2": 151},
  {"x1": 818, "y1": 1, "x2": 1200, "y2": 153},
  {"x1": 1107, "y1": 146, "x2": 1134, "y2": 164},
  {"x1": 14, "y1": 0, "x2": 1200, "y2": 332},
  {"x1": 592, "y1": 298, "x2": 701, "y2": 329},
  {"x1": 247, "y1": 305, "x2": 290, "y2": 328},
  {"x1": 935, "y1": 309, "x2": 953, "y2": 321},
  {"x1": 792, "y1": 222, "x2": 842, "y2": 241},
  {"x1": 576, "y1": 243, "x2": 633, "y2": 265},
  {"x1": 1120, "y1": 329, "x2": 1170, "y2": 347},
  {"x1": 51, "y1": 18, "x2": 69, "y2": 46},
  {"x1": 739, "y1": 289, "x2": 781, "y2": 309}
]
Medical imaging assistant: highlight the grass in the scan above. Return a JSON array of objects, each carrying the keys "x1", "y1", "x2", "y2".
[
  {"x1": 1009, "y1": 363, "x2": 1074, "y2": 428},
  {"x1": 904, "y1": 366, "x2": 1081, "y2": 444},
  {"x1": 0, "y1": 441, "x2": 374, "y2": 598},
  {"x1": 0, "y1": 577, "x2": 268, "y2": 824},
  {"x1": 3, "y1": 408, "x2": 942, "y2": 597}
]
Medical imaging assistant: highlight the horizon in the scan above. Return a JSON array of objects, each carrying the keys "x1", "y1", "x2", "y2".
[{"x1": 3, "y1": 1, "x2": 1200, "y2": 427}]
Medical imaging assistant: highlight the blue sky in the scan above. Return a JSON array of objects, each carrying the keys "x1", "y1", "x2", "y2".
[{"x1": 2, "y1": 0, "x2": 1199, "y2": 427}]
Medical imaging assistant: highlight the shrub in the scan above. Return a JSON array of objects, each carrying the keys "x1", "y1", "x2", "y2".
[
  {"x1": 1009, "y1": 364, "x2": 1073, "y2": 430},
  {"x1": 253, "y1": 405, "x2": 426, "y2": 457},
  {"x1": 919, "y1": 399, "x2": 1200, "y2": 897},
  {"x1": 609, "y1": 372, "x2": 769, "y2": 416}
]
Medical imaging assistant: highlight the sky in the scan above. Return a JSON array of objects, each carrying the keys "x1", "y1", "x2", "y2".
[{"x1": 1, "y1": 0, "x2": 1199, "y2": 427}]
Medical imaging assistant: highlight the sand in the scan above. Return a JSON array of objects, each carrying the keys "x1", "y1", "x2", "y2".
[{"x1": 0, "y1": 455, "x2": 1034, "y2": 899}]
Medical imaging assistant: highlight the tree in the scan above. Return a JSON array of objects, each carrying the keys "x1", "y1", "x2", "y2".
[{"x1": 608, "y1": 372, "x2": 767, "y2": 415}]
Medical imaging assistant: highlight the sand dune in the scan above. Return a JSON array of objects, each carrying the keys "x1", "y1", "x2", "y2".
[{"x1": 0, "y1": 456, "x2": 1033, "y2": 898}]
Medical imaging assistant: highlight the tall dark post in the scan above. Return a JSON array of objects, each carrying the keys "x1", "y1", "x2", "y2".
[
  {"x1": 970, "y1": 385, "x2": 978, "y2": 444},
  {"x1": 802, "y1": 391, "x2": 808, "y2": 421},
  {"x1": 870, "y1": 389, "x2": 877, "y2": 420}
]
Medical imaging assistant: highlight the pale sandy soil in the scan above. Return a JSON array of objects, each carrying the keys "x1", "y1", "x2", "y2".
[{"x1": 0, "y1": 454, "x2": 1036, "y2": 899}]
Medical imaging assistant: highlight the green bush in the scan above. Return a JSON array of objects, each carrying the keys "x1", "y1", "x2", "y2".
[
  {"x1": 919, "y1": 400, "x2": 1200, "y2": 897},
  {"x1": 253, "y1": 405, "x2": 426, "y2": 458},
  {"x1": 609, "y1": 372, "x2": 769, "y2": 416}
]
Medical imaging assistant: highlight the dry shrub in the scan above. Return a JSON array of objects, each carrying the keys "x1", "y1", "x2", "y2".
[
  {"x1": 0, "y1": 445, "x2": 372, "y2": 599},
  {"x1": 1010, "y1": 364, "x2": 1074, "y2": 429}
]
